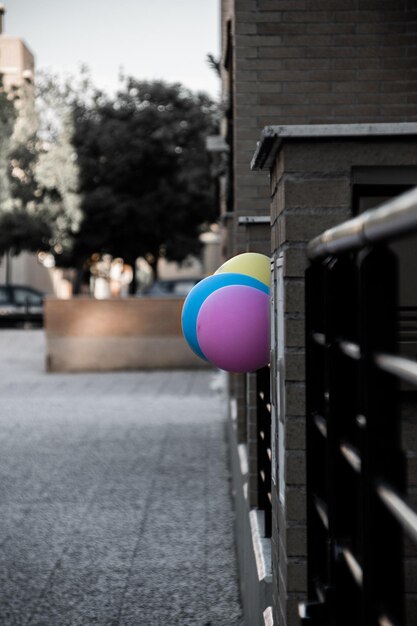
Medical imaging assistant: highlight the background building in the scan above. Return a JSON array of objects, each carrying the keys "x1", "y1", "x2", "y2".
[{"x1": 0, "y1": 3, "x2": 34, "y2": 90}]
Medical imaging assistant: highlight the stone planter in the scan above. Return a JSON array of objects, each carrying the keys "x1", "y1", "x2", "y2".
[{"x1": 44, "y1": 296, "x2": 209, "y2": 372}]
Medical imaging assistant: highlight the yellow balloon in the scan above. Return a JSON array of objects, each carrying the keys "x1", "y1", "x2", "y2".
[{"x1": 215, "y1": 252, "x2": 270, "y2": 287}]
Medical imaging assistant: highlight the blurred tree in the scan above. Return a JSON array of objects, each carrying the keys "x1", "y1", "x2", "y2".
[
  {"x1": 71, "y1": 79, "x2": 218, "y2": 282},
  {"x1": 0, "y1": 75, "x2": 17, "y2": 214},
  {"x1": 4, "y1": 130, "x2": 51, "y2": 281},
  {"x1": 0, "y1": 76, "x2": 39, "y2": 282},
  {"x1": 0, "y1": 209, "x2": 50, "y2": 257},
  {"x1": 7, "y1": 70, "x2": 91, "y2": 267}
]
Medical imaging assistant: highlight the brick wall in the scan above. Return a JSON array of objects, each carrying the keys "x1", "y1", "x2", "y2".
[
  {"x1": 269, "y1": 140, "x2": 350, "y2": 626},
  {"x1": 225, "y1": 1, "x2": 417, "y2": 461},
  {"x1": 222, "y1": 2, "x2": 417, "y2": 624},
  {"x1": 236, "y1": 0, "x2": 417, "y2": 125},
  {"x1": 229, "y1": 0, "x2": 417, "y2": 250}
]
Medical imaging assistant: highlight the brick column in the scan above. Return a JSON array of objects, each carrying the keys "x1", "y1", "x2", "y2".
[{"x1": 253, "y1": 123, "x2": 417, "y2": 626}]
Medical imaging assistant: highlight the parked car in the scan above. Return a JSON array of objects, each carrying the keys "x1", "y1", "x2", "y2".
[
  {"x1": 142, "y1": 278, "x2": 201, "y2": 297},
  {"x1": 0, "y1": 285, "x2": 44, "y2": 327}
]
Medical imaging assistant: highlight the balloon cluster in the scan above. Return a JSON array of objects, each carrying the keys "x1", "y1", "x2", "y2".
[{"x1": 181, "y1": 253, "x2": 270, "y2": 373}]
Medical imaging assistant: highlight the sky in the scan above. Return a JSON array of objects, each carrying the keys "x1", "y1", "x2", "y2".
[{"x1": 6, "y1": 0, "x2": 221, "y2": 99}]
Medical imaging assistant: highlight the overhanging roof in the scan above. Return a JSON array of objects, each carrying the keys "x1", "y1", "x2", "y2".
[{"x1": 251, "y1": 122, "x2": 417, "y2": 171}]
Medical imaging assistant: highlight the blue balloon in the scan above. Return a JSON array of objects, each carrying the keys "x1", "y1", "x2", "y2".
[{"x1": 181, "y1": 272, "x2": 269, "y2": 360}]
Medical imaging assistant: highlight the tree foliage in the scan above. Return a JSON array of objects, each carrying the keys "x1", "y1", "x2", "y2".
[
  {"x1": 0, "y1": 209, "x2": 50, "y2": 257},
  {"x1": 7, "y1": 70, "x2": 92, "y2": 261},
  {"x1": 6, "y1": 73, "x2": 219, "y2": 281},
  {"x1": 0, "y1": 76, "x2": 51, "y2": 267},
  {"x1": 71, "y1": 79, "x2": 218, "y2": 274},
  {"x1": 4, "y1": 133, "x2": 53, "y2": 260},
  {"x1": 0, "y1": 76, "x2": 17, "y2": 213}
]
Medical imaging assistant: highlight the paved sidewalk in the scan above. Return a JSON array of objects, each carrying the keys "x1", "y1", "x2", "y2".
[{"x1": 0, "y1": 330, "x2": 242, "y2": 626}]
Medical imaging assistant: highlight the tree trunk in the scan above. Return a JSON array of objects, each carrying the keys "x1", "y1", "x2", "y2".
[
  {"x1": 149, "y1": 255, "x2": 159, "y2": 281},
  {"x1": 72, "y1": 265, "x2": 84, "y2": 295},
  {"x1": 129, "y1": 269, "x2": 137, "y2": 295},
  {"x1": 5, "y1": 251, "x2": 11, "y2": 286},
  {"x1": 122, "y1": 255, "x2": 136, "y2": 295}
]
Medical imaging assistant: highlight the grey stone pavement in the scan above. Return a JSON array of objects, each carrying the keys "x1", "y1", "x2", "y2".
[{"x1": 0, "y1": 330, "x2": 243, "y2": 626}]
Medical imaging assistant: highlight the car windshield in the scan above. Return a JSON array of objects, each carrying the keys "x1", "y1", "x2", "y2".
[{"x1": 13, "y1": 288, "x2": 43, "y2": 306}]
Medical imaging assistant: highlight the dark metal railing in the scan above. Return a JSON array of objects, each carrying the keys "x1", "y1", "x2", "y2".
[
  {"x1": 307, "y1": 187, "x2": 417, "y2": 259},
  {"x1": 300, "y1": 186, "x2": 417, "y2": 625},
  {"x1": 257, "y1": 365, "x2": 272, "y2": 538}
]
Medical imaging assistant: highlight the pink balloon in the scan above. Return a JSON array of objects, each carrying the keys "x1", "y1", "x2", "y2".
[{"x1": 196, "y1": 285, "x2": 270, "y2": 373}]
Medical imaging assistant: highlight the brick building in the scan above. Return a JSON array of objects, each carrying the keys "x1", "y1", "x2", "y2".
[
  {"x1": 0, "y1": 3, "x2": 34, "y2": 90},
  {"x1": 219, "y1": 2, "x2": 417, "y2": 625}
]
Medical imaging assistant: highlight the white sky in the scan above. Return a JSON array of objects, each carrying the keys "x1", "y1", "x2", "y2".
[{"x1": 6, "y1": 0, "x2": 221, "y2": 99}]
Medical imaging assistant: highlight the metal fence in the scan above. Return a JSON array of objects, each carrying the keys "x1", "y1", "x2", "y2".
[
  {"x1": 300, "y1": 187, "x2": 417, "y2": 625},
  {"x1": 257, "y1": 365, "x2": 272, "y2": 538}
]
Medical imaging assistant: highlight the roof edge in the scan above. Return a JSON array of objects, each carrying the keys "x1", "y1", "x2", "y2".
[{"x1": 251, "y1": 122, "x2": 417, "y2": 171}]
